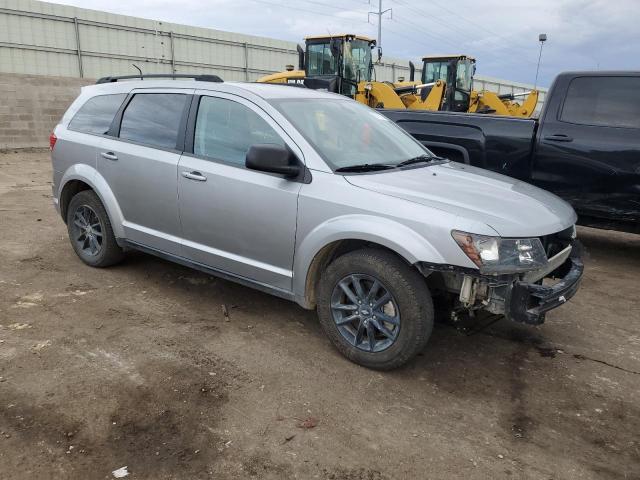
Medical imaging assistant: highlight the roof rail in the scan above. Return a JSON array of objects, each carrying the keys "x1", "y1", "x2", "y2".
[
  {"x1": 95, "y1": 74, "x2": 223, "y2": 84},
  {"x1": 254, "y1": 81, "x2": 307, "y2": 88}
]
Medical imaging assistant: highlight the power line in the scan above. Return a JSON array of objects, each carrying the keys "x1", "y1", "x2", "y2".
[
  {"x1": 299, "y1": 0, "x2": 367, "y2": 12},
  {"x1": 392, "y1": 0, "x2": 539, "y2": 62},
  {"x1": 389, "y1": 16, "x2": 540, "y2": 71},
  {"x1": 393, "y1": 0, "x2": 482, "y2": 45},
  {"x1": 389, "y1": 17, "x2": 462, "y2": 52},
  {"x1": 348, "y1": 0, "x2": 522, "y2": 67},
  {"x1": 408, "y1": 0, "x2": 534, "y2": 51},
  {"x1": 384, "y1": 23, "x2": 439, "y2": 54},
  {"x1": 247, "y1": 0, "x2": 369, "y2": 22}
]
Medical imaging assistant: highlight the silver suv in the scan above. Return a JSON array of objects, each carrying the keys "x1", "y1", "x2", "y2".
[{"x1": 51, "y1": 75, "x2": 583, "y2": 370}]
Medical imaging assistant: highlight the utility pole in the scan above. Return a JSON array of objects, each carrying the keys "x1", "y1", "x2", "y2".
[{"x1": 368, "y1": 0, "x2": 392, "y2": 62}]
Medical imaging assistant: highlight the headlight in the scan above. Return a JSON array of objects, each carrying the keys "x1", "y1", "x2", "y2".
[{"x1": 452, "y1": 230, "x2": 547, "y2": 274}]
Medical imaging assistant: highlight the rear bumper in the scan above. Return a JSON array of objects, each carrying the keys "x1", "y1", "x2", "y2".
[{"x1": 506, "y1": 247, "x2": 584, "y2": 325}]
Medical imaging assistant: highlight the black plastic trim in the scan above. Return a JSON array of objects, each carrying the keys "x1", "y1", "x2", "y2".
[
  {"x1": 107, "y1": 92, "x2": 133, "y2": 137},
  {"x1": 183, "y1": 94, "x2": 200, "y2": 154}
]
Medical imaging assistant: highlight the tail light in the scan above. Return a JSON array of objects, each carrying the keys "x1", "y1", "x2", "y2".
[{"x1": 49, "y1": 132, "x2": 57, "y2": 151}]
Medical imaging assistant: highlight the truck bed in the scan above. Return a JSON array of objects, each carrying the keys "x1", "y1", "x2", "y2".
[{"x1": 381, "y1": 109, "x2": 537, "y2": 181}]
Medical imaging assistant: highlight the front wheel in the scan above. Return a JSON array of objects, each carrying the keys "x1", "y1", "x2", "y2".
[{"x1": 317, "y1": 249, "x2": 434, "y2": 370}]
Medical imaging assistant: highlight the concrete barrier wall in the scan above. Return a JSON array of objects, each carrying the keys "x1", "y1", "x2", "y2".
[{"x1": 0, "y1": 73, "x2": 93, "y2": 149}]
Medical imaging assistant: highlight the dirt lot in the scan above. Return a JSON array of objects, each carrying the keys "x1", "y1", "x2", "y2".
[{"x1": 0, "y1": 150, "x2": 639, "y2": 480}]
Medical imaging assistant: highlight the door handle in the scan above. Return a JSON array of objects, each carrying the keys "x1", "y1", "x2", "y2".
[
  {"x1": 544, "y1": 134, "x2": 573, "y2": 142},
  {"x1": 181, "y1": 171, "x2": 207, "y2": 182},
  {"x1": 100, "y1": 151, "x2": 118, "y2": 161}
]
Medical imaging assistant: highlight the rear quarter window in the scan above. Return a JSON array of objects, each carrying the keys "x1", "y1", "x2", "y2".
[
  {"x1": 68, "y1": 94, "x2": 127, "y2": 135},
  {"x1": 560, "y1": 76, "x2": 640, "y2": 129}
]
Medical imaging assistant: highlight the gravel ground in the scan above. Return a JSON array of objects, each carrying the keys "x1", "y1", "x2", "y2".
[{"x1": 0, "y1": 150, "x2": 639, "y2": 480}]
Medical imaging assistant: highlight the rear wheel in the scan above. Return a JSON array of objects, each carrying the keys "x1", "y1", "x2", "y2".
[
  {"x1": 66, "y1": 190, "x2": 124, "y2": 267},
  {"x1": 317, "y1": 249, "x2": 434, "y2": 370}
]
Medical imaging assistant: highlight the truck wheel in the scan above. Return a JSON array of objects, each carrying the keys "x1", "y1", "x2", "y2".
[
  {"x1": 66, "y1": 190, "x2": 124, "y2": 268},
  {"x1": 317, "y1": 248, "x2": 434, "y2": 370}
]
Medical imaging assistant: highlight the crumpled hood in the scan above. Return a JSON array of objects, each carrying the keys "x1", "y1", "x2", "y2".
[{"x1": 345, "y1": 161, "x2": 577, "y2": 237}]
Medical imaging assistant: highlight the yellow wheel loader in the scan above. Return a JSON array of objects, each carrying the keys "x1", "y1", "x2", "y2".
[
  {"x1": 257, "y1": 35, "x2": 539, "y2": 117},
  {"x1": 420, "y1": 55, "x2": 539, "y2": 117},
  {"x1": 257, "y1": 34, "x2": 447, "y2": 111}
]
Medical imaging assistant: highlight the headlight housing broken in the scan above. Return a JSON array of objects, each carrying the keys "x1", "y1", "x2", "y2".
[{"x1": 452, "y1": 230, "x2": 547, "y2": 274}]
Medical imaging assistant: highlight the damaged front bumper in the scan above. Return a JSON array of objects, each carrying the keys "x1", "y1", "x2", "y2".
[
  {"x1": 505, "y1": 248, "x2": 583, "y2": 324},
  {"x1": 419, "y1": 241, "x2": 584, "y2": 326}
]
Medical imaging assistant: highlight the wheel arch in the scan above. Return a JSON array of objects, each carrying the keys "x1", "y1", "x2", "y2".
[
  {"x1": 293, "y1": 215, "x2": 446, "y2": 309},
  {"x1": 58, "y1": 164, "x2": 125, "y2": 239}
]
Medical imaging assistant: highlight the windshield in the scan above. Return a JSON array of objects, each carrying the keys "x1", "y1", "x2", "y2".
[
  {"x1": 271, "y1": 98, "x2": 433, "y2": 171},
  {"x1": 343, "y1": 39, "x2": 372, "y2": 83}
]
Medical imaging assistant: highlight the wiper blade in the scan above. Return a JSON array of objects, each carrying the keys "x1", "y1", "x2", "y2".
[
  {"x1": 335, "y1": 163, "x2": 397, "y2": 173},
  {"x1": 396, "y1": 155, "x2": 436, "y2": 168}
]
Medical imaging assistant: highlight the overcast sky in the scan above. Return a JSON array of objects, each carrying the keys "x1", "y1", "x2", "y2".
[{"x1": 48, "y1": 0, "x2": 640, "y2": 87}]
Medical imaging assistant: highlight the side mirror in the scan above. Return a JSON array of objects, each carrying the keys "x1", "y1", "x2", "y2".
[{"x1": 246, "y1": 144, "x2": 301, "y2": 178}]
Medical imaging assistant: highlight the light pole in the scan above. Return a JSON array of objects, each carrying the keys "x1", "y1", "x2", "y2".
[{"x1": 534, "y1": 33, "x2": 547, "y2": 89}]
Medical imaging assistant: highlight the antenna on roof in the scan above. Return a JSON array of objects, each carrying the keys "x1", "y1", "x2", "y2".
[{"x1": 132, "y1": 64, "x2": 143, "y2": 80}]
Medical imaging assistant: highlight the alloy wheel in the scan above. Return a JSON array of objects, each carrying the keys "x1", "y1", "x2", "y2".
[
  {"x1": 330, "y1": 274, "x2": 401, "y2": 352},
  {"x1": 70, "y1": 205, "x2": 104, "y2": 256}
]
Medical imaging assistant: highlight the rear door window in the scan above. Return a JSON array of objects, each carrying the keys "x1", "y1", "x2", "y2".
[
  {"x1": 119, "y1": 93, "x2": 188, "y2": 149},
  {"x1": 560, "y1": 76, "x2": 640, "y2": 128},
  {"x1": 68, "y1": 94, "x2": 126, "y2": 135},
  {"x1": 194, "y1": 96, "x2": 285, "y2": 166}
]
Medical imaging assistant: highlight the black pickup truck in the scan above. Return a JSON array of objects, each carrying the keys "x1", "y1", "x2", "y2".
[{"x1": 382, "y1": 71, "x2": 640, "y2": 233}]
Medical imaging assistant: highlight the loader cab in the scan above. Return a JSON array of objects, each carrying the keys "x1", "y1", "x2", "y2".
[
  {"x1": 422, "y1": 55, "x2": 476, "y2": 112},
  {"x1": 304, "y1": 34, "x2": 376, "y2": 96}
]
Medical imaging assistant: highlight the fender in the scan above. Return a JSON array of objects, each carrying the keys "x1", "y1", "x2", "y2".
[
  {"x1": 59, "y1": 164, "x2": 126, "y2": 239},
  {"x1": 292, "y1": 214, "x2": 446, "y2": 304}
]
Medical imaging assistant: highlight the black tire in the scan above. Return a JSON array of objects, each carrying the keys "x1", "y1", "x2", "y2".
[
  {"x1": 317, "y1": 248, "x2": 434, "y2": 370},
  {"x1": 66, "y1": 190, "x2": 124, "y2": 267}
]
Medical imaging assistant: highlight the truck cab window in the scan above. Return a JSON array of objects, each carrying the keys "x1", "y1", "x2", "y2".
[
  {"x1": 560, "y1": 76, "x2": 640, "y2": 129},
  {"x1": 424, "y1": 62, "x2": 448, "y2": 84},
  {"x1": 307, "y1": 43, "x2": 337, "y2": 76}
]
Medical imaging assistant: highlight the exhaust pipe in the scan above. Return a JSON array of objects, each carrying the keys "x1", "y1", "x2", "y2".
[{"x1": 297, "y1": 44, "x2": 305, "y2": 71}]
